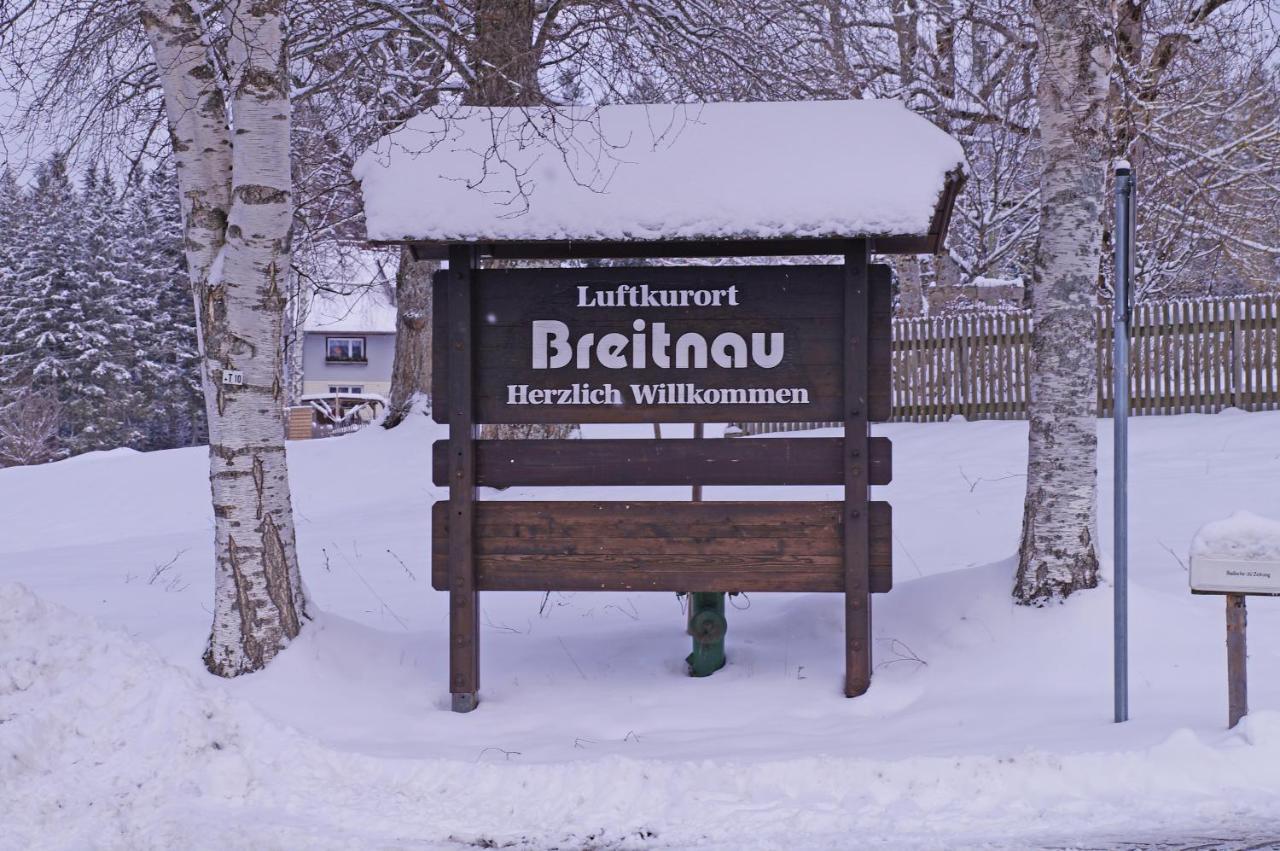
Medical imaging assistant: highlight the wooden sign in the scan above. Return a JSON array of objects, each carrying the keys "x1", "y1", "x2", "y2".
[
  {"x1": 430, "y1": 436, "x2": 893, "y2": 488},
  {"x1": 431, "y1": 501, "x2": 893, "y2": 593},
  {"x1": 435, "y1": 242, "x2": 891, "y2": 713},
  {"x1": 433, "y1": 264, "x2": 891, "y2": 424}
]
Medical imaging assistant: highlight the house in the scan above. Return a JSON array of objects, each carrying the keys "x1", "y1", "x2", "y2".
[{"x1": 300, "y1": 277, "x2": 398, "y2": 424}]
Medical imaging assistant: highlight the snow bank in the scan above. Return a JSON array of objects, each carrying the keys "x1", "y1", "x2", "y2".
[
  {"x1": 8, "y1": 412, "x2": 1280, "y2": 847},
  {"x1": 7, "y1": 579, "x2": 1280, "y2": 849},
  {"x1": 1192, "y1": 511, "x2": 1280, "y2": 562},
  {"x1": 354, "y1": 100, "x2": 967, "y2": 244}
]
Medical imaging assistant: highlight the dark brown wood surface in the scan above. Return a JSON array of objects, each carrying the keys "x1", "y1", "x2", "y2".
[
  {"x1": 868, "y1": 263, "x2": 892, "y2": 422},
  {"x1": 433, "y1": 265, "x2": 891, "y2": 424},
  {"x1": 446, "y1": 245, "x2": 480, "y2": 712},
  {"x1": 431, "y1": 500, "x2": 892, "y2": 593},
  {"x1": 843, "y1": 241, "x2": 873, "y2": 697},
  {"x1": 402, "y1": 234, "x2": 941, "y2": 261},
  {"x1": 431, "y1": 436, "x2": 892, "y2": 488}
]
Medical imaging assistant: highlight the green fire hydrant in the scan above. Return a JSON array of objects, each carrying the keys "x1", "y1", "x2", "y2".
[{"x1": 686, "y1": 591, "x2": 727, "y2": 676}]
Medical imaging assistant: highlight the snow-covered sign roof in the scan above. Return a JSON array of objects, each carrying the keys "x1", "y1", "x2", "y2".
[
  {"x1": 304, "y1": 286, "x2": 397, "y2": 334},
  {"x1": 354, "y1": 100, "x2": 967, "y2": 255}
]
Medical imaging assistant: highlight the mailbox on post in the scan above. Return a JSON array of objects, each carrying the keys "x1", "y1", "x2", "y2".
[{"x1": 1190, "y1": 511, "x2": 1280, "y2": 728}]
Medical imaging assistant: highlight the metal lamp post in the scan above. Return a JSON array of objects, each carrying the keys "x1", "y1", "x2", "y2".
[{"x1": 1113, "y1": 162, "x2": 1135, "y2": 724}]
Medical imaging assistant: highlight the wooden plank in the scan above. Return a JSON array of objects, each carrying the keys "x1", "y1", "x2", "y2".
[
  {"x1": 896, "y1": 318, "x2": 906, "y2": 422},
  {"x1": 1209, "y1": 300, "x2": 1223, "y2": 411},
  {"x1": 935, "y1": 317, "x2": 946, "y2": 420},
  {"x1": 1189, "y1": 300, "x2": 1201, "y2": 413},
  {"x1": 965, "y1": 315, "x2": 978, "y2": 418},
  {"x1": 961, "y1": 316, "x2": 972, "y2": 417},
  {"x1": 286, "y1": 406, "x2": 313, "y2": 441},
  {"x1": 900, "y1": 319, "x2": 915, "y2": 422},
  {"x1": 968, "y1": 315, "x2": 981, "y2": 418},
  {"x1": 995, "y1": 314, "x2": 1009, "y2": 420},
  {"x1": 404, "y1": 235, "x2": 936, "y2": 261},
  {"x1": 1231, "y1": 301, "x2": 1244, "y2": 409},
  {"x1": 967, "y1": 316, "x2": 976, "y2": 419},
  {"x1": 1248, "y1": 297, "x2": 1259, "y2": 409},
  {"x1": 868, "y1": 264, "x2": 893, "y2": 422},
  {"x1": 1267, "y1": 296, "x2": 1277, "y2": 411},
  {"x1": 446, "y1": 245, "x2": 479, "y2": 713},
  {"x1": 946, "y1": 316, "x2": 959, "y2": 418},
  {"x1": 924, "y1": 317, "x2": 934, "y2": 420},
  {"x1": 1138, "y1": 302, "x2": 1152, "y2": 416},
  {"x1": 844, "y1": 240, "x2": 872, "y2": 697},
  {"x1": 431, "y1": 500, "x2": 893, "y2": 593},
  {"x1": 1194, "y1": 301, "x2": 1204, "y2": 411},
  {"x1": 1169, "y1": 301, "x2": 1181, "y2": 414},
  {"x1": 1177, "y1": 301, "x2": 1189, "y2": 414},
  {"x1": 1020, "y1": 312, "x2": 1032, "y2": 418},
  {"x1": 1179, "y1": 301, "x2": 1191, "y2": 413},
  {"x1": 432, "y1": 436, "x2": 893, "y2": 488},
  {"x1": 1161, "y1": 301, "x2": 1174, "y2": 415}
]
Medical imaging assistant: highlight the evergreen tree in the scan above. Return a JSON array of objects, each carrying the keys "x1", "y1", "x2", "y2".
[
  {"x1": 123, "y1": 164, "x2": 205, "y2": 449},
  {"x1": 0, "y1": 155, "x2": 205, "y2": 464}
]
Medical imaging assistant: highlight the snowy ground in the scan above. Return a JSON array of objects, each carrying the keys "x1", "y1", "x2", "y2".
[{"x1": 3, "y1": 411, "x2": 1280, "y2": 850}]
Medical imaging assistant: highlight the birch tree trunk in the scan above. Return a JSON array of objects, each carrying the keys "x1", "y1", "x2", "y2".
[
  {"x1": 284, "y1": 265, "x2": 307, "y2": 407},
  {"x1": 1014, "y1": 0, "x2": 1113, "y2": 605},
  {"x1": 384, "y1": 246, "x2": 436, "y2": 428},
  {"x1": 894, "y1": 257, "x2": 926, "y2": 317},
  {"x1": 141, "y1": 0, "x2": 306, "y2": 674}
]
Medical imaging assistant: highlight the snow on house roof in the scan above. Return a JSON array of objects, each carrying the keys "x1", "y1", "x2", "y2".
[
  {"x1": 297, "y1": 245, "x2": 396, "y2": 290},
  {"x1": 303, "y1": 285, "x2": 397, "y2": 334},
  {"x1": 297, "y1": 245, "x2": 398, "y2": 334},
  {"x1": 353, "y1": 100, "x2": 967, "y2": 253}
]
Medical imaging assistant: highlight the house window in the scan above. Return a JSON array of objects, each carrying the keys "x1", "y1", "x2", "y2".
[
  {"x1": 326, "y1": 336, "x2": 367, "y2": 363},
  {"x1": 328, "y1": 386, "x2": 363, "y2": 395}
]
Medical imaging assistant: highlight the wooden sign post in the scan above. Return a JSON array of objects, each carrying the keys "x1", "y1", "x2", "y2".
[
  {"x1": 1226, "y1": 594, "x2": 1247, "y2": 729},
  {"x1": 1191, "y1": 549, "x2": 1280, "y2": 728},
  {"x1": 429, "y1": 246, "x2": 895, "y2": 710}
]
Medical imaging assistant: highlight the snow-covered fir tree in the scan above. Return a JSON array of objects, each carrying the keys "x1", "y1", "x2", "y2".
[{"x1": 0, "y1": 156, "x2": 204, "y2": 463}]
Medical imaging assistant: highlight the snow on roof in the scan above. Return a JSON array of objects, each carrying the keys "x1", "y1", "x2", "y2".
[
  {"x1": 354, "y1": 100, "x2": 967, "y2": 250},
  {"x1": 304, "y1": 285, "x2": 397, "y2": 334},
  {"x1": 1192, "y1": 511, "x2": 1280, "y2": 562},
  {"x1": 296, "y1": 245, "x2": 396, "y2": 289}
]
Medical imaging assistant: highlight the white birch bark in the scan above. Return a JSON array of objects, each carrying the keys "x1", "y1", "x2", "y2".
[
  {"x1": 141, "y1": 0, "x2": 306, "y2": 674},
  {"x1": 1014, "y1": 0, "x2": 1113, "y2": 605}
]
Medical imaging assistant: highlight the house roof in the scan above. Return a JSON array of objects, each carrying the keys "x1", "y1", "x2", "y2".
[
  {"x1": 353, "y1": 100, "x2": 967, "y2": 257},
  {"x1": 303, "y1": 285, "x2": 397, "y2": 334}
]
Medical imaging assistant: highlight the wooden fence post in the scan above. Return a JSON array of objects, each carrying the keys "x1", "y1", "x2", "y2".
[{"x1": 1231, "y1": 303, "x2": 1244, "y2": 409}]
